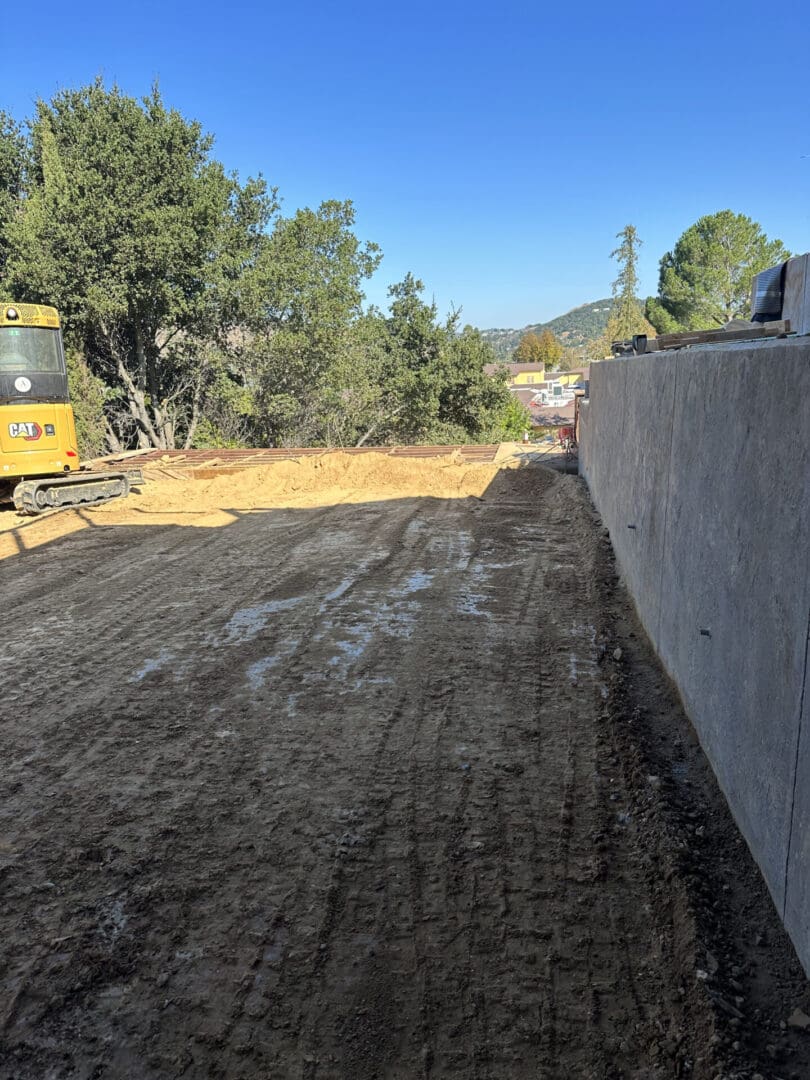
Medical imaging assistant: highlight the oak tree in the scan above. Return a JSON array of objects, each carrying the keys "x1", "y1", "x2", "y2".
[{"x1": 2, "y1": 80, "x2": 275, "y2": 449}]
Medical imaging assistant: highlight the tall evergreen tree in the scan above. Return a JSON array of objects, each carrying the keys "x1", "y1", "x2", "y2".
[
  {"x1": 590, "y1": 225, "x2": 655, "y2": 357},
  {"x1": 609, "y1": 225, "x2": 649, "y2": 339}
]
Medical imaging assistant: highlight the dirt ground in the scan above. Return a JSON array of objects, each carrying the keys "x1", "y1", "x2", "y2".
[{"x1": 1, "y1": 454, "x2": 808, "y2": 1079}]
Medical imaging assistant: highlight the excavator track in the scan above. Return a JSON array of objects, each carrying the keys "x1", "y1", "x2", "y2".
[{"x1": 13, "y1": 470, "x2": 143, "y2": 515}]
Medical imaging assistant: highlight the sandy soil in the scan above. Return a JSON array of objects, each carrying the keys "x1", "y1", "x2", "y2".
[{"x1": 0, "y1": 455, "x2": 807, "y2": 1079}]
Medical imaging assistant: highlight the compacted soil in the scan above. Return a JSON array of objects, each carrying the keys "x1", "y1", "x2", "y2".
[{"x1": 0, "y1": 453, "x2": 808, "y2": 1079}]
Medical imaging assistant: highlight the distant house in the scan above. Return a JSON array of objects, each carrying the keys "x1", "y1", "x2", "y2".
[
  {"x1": 483, "y1": 362, "x2": 546, "y2": 386},
  {"x1": 545, "y1": 366, "x2": 589, "y2": 387},
  {"x1": 485, "y1": 362, "x2": 589, "y2": 428},
  {"x1": 530, "y1": 367, "x2": 589, "y2": 405},
  {"x1": 507, "y1": 367, "x2": 589, "y2": 429}
]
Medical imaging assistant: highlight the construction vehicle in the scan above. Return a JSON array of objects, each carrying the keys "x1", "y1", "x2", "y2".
[{"x1": 0, "y1": 302, "x2": 142, "y2": 514}]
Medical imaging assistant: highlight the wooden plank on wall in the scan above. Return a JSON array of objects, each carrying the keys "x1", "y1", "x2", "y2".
[{"x1": 654, "y1": 320, "x2": 791, "y2": 350}]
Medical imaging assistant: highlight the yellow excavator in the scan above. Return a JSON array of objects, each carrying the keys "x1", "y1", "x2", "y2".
[{"x1": 0, "y1": 302, "x2": 142, "y2": 514}]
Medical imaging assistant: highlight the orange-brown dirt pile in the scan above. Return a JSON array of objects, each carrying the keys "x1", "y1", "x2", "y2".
[
  {"x1": 0, "y1": 452, "x2": 515, "y2": 557},
  {"x1": 132, "y1": 451, "x2": 508, "y2": 510}
]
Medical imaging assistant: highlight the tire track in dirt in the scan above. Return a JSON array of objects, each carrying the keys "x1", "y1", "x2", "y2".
[
  {"x1": 3, "y1": 460, "x2": 807, "y2": 1079},
  {"x1": 279, "y1": 504, "x2": 487, "y2": 1078}
]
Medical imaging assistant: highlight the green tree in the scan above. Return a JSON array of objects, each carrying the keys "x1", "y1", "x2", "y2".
[
  {"x1": 489, "y1": 392, "x2": 532, "y2": 442},
  {"x1": 650, "y1": 210, "x2": 791, "y2": 331},
  {"x1": 0, "y1": 84, "x2": 530, "y2": 453},
  {"x1": 513, "y1": 331, "x2": 543, "y2": 363},
  {"x1": 311, "y1": 275, "x2": 524, "y2": 448},
  {"x1": 2, "y1": 80, "x2": 275, "y2": 450},
  {"x1": 438, "y1": 324, "x2": 525, "y2": 441},
  {"x1": 512, "y1": 328, "x2": 564, "y2": 367},
  {"x1": 609, "y1": 225, "x2": 648, "y2": 339},
  {"x1": 380, "y1": 280, "x2": 524, "y2": 444},
  {"x1": 643, "y1": 296, "x2": 681, "y2": 335},
  {"x1": 536, "y1": 328, "x2": 564, "y2": 368},
  {"x1": 352, "y1": 274, "x2": 450, "y2": 445},
  {"x1": 589, "y1": 225, "x2": 655, "y2": 357},
  {"x1": 0, "y1": 111, "x2": 29, "y2": 277},
  {"x1": 66, "y1": 348, "x2": 108, "y2": 458},
  {"x1": 243, "y1": 199, "x2": 382, "y2": 446}
]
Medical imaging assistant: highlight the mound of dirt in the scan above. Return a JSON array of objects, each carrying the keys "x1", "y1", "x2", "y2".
[
  {"x1": 96, "y1": 451, "x2": 513, "y2": 520},
  {"x1": 0, "y1": 451, "x2": 522, "y2": 553}
]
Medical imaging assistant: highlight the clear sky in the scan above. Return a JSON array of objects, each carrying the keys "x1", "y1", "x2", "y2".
[{"x1": 2, "y1": 0, "x2": 809, "y2": 329}]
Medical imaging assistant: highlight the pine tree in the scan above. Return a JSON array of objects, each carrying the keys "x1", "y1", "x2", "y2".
[
  {"x1": 649, "y1": 211, "x2": 790, "y2": 330},
  {"x1": 590, "y1": 225, "x2": 655, "y2": 357},
  {"x1": 610, "y1": 225, "x2": 648, "y2": 339}
]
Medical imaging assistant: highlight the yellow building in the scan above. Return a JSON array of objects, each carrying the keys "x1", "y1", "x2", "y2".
[
  {"x1": 483, "y1": 362, "x2": 545, "y2": 385},
  {"x1": 545, "y1": 369, "x2": 588, "y2": 389}
]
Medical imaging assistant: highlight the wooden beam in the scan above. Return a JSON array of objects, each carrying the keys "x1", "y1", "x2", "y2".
[{"x1": 654, "y1": 320, "x2": 791, "y2": 350}]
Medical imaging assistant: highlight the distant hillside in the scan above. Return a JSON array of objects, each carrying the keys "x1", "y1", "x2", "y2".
[{"x1": 481, "y1": 299, "x2": 613, "y2": 361}]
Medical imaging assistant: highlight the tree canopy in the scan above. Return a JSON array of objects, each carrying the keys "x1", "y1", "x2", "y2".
[
  {"x1": 255, "y1": 273, "x2": 528, "y2": 448},
  {"x1": 0, "y1": 111, "x2": 28, "y2": 278},
  {"x1": 646, "y1": 210, "x2": 790, "y2": 331},
  {"x1": 0, "y1": 81, "x2": 524, "y2": 453},
  {"x1": 512, "y1": 328, "x2": 564, "y2": 367},
  {"x1": 4, "y1": 83, "x2": 793, "y2": 446},
  {"x1": 2, "y1": 81, "x2": 275, "y2": 449}
]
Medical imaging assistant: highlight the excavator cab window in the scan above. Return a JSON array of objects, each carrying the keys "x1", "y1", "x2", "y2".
[{"x1": 0, "y1": 327, "x2": 63, "y2": 373}]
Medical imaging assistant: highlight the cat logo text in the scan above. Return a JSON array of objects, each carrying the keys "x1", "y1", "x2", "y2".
[{"x1": 8, "y1": 422, "x2": 43, "y2": 441}]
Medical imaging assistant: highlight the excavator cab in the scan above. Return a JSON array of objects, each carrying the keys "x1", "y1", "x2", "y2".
[
  {"x1": 0, "y1": 303, "x2": 139, "y2": 514},
  {"x1": 0, "y1": 303, "x2": 80, "y2": 487},
  {"x1": 0, "y1": 320, "x2": 64, "y2": 376}
]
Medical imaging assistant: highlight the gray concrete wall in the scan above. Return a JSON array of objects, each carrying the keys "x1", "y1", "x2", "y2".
[{"x1": 579, "y1": 338, "x2": 810, "y2": 973}]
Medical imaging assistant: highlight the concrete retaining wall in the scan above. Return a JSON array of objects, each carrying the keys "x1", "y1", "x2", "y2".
[{"x1": 579, "y1": 338, "x2": 810, "y2": 973}]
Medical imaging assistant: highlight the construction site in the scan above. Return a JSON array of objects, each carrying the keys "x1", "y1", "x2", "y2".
[
  {"x1": 3, "y1": 16, "x2": 810, "y2": 1074},
  {"x1": 2, "y1": 425, "x2": 810, "y2": 1079}
]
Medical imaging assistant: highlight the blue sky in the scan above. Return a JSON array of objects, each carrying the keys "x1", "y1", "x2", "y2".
[{"x1": 2, "y1": 0, "x2": 808, "y2": 328}]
